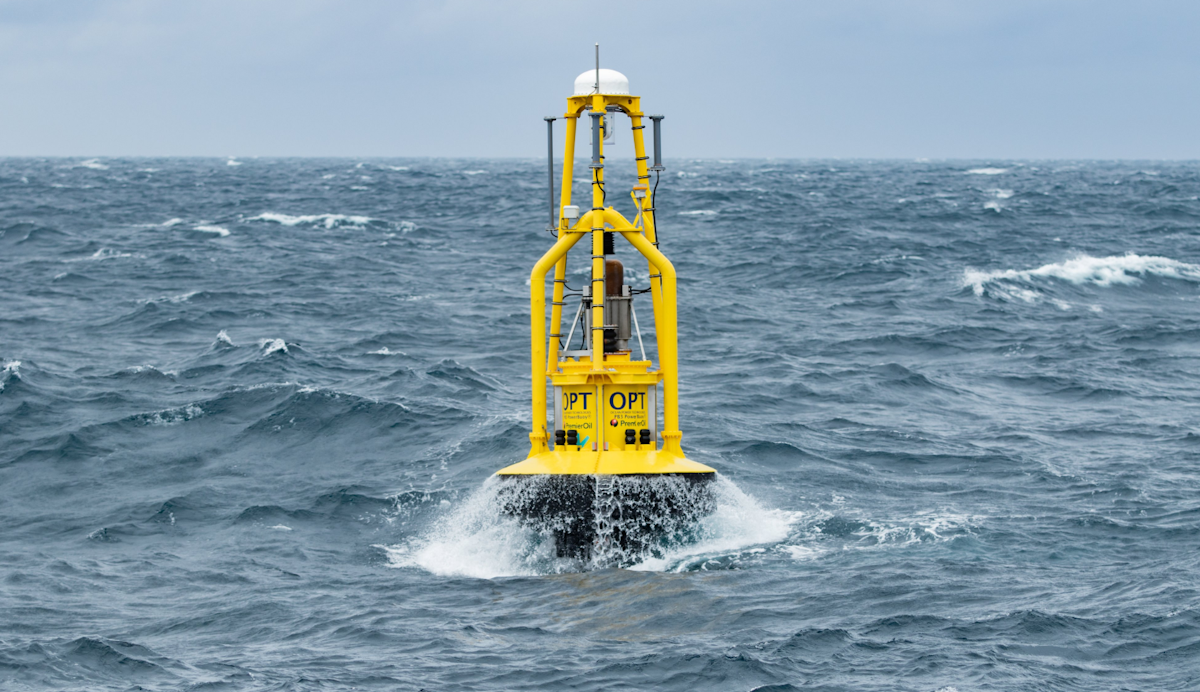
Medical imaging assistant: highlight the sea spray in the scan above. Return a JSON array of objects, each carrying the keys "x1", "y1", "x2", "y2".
[{"x1": 382, "y1": 474, "x2": 795, "y2": 577}]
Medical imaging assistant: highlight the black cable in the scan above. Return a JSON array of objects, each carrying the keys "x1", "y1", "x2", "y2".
[{"x1": 652, "y1": 170, "x2": 661, "y2": 244}]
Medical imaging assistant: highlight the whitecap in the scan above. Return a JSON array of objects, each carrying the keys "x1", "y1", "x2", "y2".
[
  {"x1": 77, "y1": 159, "x2": 109, "y2": 170},
  {"x1": 259, "y1": 338, "x2": 288, "y2": 355},
  {"x1": 966, "y1": 167, "x2": 1007, "y2": 175},
  {"x1": 269, "y1": 525, "x2": 293, "y2": 531},
  {"x1": 215, "y1": 330, "x2": 234, "y2": 346},
  {"x1": 964, "y1": 253, "x2": 1200, "y2": 298},
  {"x1": 65, "y1": 248, "x2": 135, "y2": 262},
  {"x1": 194, "y1": 225, "x2": 230, "y2": 237},
  {"x1": 226, "y1": 158, "x2": 242, "y2": 167},
  {"x1": 678, "y1": 209, "x2": 718, "y2": 216},
  {"x1": 1, "y1": 360, "x2": 20, "y2": 391},
  {"x1": 462, "y1": 170, "x2": 487, "y2": 175},
  {"x1": 368, "y1": 347, "x2": 404, "y2": 355},
  {"x1": 386, "y1": 165, "x2": 409, "y2": 171},
  {"x1": 989, "y1": 189, "x2": 1014, "y2": 199},
  {"x1": 144, "y1": 290, "x2": 199, "y2": 304},
  {"x1": 321, "y1": 174, "x2": 337, "y2": 179},
  {"x1": 983, "y1": 201, "x2": 1002, "y2": 212},
  {"x1": 140, "y1": 404, "x2": 203, "y2": 427},
  {"x1": 246, "y1": 212, "x2": 377, "y2": 229}
]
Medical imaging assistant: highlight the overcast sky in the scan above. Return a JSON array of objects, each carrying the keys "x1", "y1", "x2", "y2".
[{"x1": 1, "y1": 1, "x2": 1197, "y2": 159}]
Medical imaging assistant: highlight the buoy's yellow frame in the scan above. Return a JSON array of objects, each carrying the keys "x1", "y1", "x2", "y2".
[{"x1": 495, "y1": 92, "x2": 715, "y2": 477}]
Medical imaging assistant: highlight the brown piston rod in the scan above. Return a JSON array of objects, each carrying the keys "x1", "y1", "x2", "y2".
[{"x1": 605, "y1": 258, "x2": 624, "y2": 297}]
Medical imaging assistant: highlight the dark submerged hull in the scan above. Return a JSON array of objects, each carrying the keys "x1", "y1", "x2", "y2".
[{"x1": 496, "y1": 473, "x2": 717, "y2": 564}]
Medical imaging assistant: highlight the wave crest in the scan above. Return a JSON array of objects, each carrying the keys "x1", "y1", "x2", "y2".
[{"x1": 964, "y1": 253, "x2": 1200, "y2": 298}]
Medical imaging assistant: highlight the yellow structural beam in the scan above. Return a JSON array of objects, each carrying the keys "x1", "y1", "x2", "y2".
[
  {"x1": 516, "y1": 87, "x2": 702, "y2": 469},
  {"x1": 528, "y1": 230, "x2": 586, "y2": 454}
]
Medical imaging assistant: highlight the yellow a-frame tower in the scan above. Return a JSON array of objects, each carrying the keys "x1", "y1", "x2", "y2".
[{"x1": 496, "y1": 59, "x2": 715, "y2": 481}]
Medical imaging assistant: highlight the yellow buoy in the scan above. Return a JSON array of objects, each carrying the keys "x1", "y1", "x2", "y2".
[{"x1": 495, "y1": 50, "x2": 716, "y2": 562}]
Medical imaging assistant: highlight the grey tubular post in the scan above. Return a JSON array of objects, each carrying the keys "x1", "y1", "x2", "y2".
[
  {"x1": 649, "y1": 115, "x2": 664, "y2": 171},
  {"x1": 544, "y1": 117, "x2": 556, "y2": 231},
  {"x1": 590, "y1": 111, "x2": 603, "y2": 169}
]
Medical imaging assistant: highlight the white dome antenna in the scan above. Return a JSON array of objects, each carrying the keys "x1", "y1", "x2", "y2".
[{"x1": 573, "y1": 45, "x2": 630, "y2": 96}]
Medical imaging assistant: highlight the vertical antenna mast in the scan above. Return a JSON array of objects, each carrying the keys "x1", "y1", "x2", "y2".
[{"x1": 594, "y1": 43, "x2": 600, "y2": 93}]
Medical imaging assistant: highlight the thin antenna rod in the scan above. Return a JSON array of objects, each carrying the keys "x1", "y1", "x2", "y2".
[
  {"x1": 544, "y1": 117, "x2": 556, "y2": 231},
  {"x1": 594, "y1": 43, "x2": 600, "y2": 93}
]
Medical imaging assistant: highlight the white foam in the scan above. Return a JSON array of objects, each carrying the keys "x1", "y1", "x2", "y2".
[
  {"x1": 990, "y1": 189, "x2": 1014, "y2": 199},
  {"x1": 383, "y1": 475, "x2": 796, "y2": 579},
  {"x1": 246, "y1": 212, "x2": 376, "y2": 229},
  {"x1": 161, "y1": 218, "x2": 184, "y2": 228},
  {"x1": 632, "y1": 477, "x2": 799, "y2": 572},
  {"x1": 966, "y1": 167, "x2": 1007, "y2": 175},
  {"x1": 269, "y1": 525, "x2": 293, "y2": 531},
  {"x1": 462, "y1": 170, "x2": 487, "y2": 176},
  {"x1": 259, "y1": 338, "x2": 288, "y2": 355},
  {"x1": 983, "y1": 201, "x2": 1002, "y2": 212},
  {"x1": 964, "y1": 253, "x2": 1200, "y2": 298},
  {"x1": 381, "y1": 480, "x2": 553, "y2": 579},
  {"x1": 368, "y1": 347, "x2": 404, "y2": 355},
  {"x1": 321, "y1": 174, "x2": 337, "y2": 180},
  {"x1": 782, "y1": 544, "x2": 826, "y2": 561},
  {"x1": 679, "y1": 209, "x2": 718, "y2": 216},
  {"x1": 77, "y1": 159, "x2": 109, "y2": 170},
  {"x1": 145, "y1": 290, "x2": 199, "y2": 304},
  {"x1": 226, "y1": 158, "x2": 242, "y2": 167},
  {"x1": 1, "y1": 360, "x2": 20, "y2": 390},
  {"x1": 66, "y1": 248, "x2": 136, "y2": 262},
  {"x1": 142, "y1": 404, "x2": 203, "y2": 427},
  {"x1": 386, "y1": 166, "x2": 409, "y2": 171},
  {"x1": 194, "y1": 225, "x2": 230, "y2": 237},
  {"x1": 216, "y1": 330, "x2": 234, "y2": 346}
]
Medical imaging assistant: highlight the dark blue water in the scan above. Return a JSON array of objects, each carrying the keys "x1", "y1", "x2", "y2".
[{"x1": 3, "y1": 157, "x2": 1200, "y2": 691}]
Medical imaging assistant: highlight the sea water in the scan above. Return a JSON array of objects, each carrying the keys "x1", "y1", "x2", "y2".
[{"x1": 2, "y1": 158, "x2": 1199, "y2": 690}]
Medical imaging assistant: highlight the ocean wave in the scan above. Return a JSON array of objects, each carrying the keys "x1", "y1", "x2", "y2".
[
  {"x1": 966, "y1": 167, "x2": 1008, "y2": 175},
  {"x1": 64, "y1": 248, "x2": 137, "y2": 262},
  {"x1": 134, "y1": 218, "x2": 184, "y2": 229},
  {"x1": 258, "y1": 338, "x2": 288, "y2": 355},
  {"x1": 679, "y1": 209, "x2": 718, "y2": 216},
  {"x1": 194, "y1": 224, "x2": 230, "y2": 236},
  {"x1": 226, "y1": 158, "x2": 242, "y2": 167},
  {"x1": 246, "y1": 212, "x2": 378, "y2": 229},
  {"x1": 75, "y1": 159, "x2": 109, "y2": 170},
  {"x1": 133, "y1": 404, "x2": 204, "y2": 427},
  {"x1": 964, "y1": 254, "x2": 1200, "y2": 297},
  {"x1": 0, "y1": 359, "x2": 19, "y2": 391}
]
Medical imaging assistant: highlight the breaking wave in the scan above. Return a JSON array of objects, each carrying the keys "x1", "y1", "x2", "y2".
[
  {"x1": 246, "y1": 212, "x2": 378, "y2": 228},
  {"x1": 964, "y1": 253, "x2": 1200, "y2": 298}
]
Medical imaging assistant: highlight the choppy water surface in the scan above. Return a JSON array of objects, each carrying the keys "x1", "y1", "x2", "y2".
[{"x1": 2, "y1": 158, "x2": 1200, "y2": 691}]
